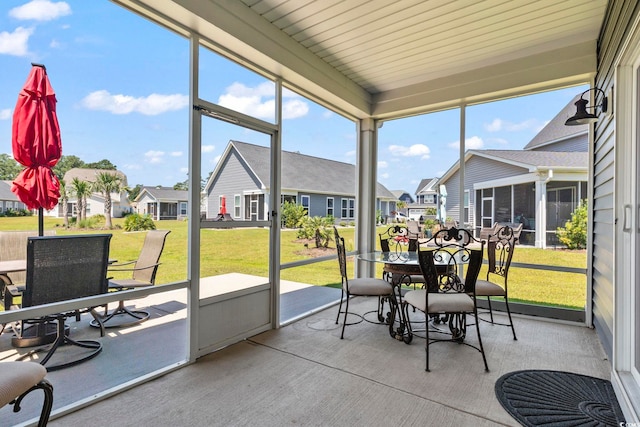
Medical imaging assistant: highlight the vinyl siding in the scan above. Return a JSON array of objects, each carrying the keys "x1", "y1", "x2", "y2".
[
  {"x1": 440, "y1": 156, "x2": 528, "y2": 223},
  {"x1": 591, "y1": 1, "x2": 640, "y2": 360},
  {"x1": 531, "y1": 135, "x2": 587, "y2": 152},
  {"x1": 207, "y1": 148, "x2": 263, "y2": 219}
]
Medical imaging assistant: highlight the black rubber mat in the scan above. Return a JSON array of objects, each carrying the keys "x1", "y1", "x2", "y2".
[{"x1": 495, "y1": 369, "x2": 625, "y2": 426}]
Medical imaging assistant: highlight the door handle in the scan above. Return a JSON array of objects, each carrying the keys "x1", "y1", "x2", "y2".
[{"x1": 622, "y1": 204, "x2": 631, "y2": 232}]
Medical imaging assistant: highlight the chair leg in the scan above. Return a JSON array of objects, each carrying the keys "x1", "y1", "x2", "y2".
[
  {"x1": 335, "y1": 289, "x2": 345, "y2": 324},
  {"x1": 473, "y1": 310, "x2": 489, "y2": 372},
  {"x1": 89, "y1": 300, "x2": 150, "y2": 329},
  {"x1": 12, "y1": 379, "x2": 54, "y2": 427},
  {"x1": 504, "y1": 297, "x2": 517, "y2": 340},
  {"x1": 340, "y1": 293, "x2": 350, "y2": 339},
  {"x1": 486, "y1": 297, "x2": 494, "y2": 323}
]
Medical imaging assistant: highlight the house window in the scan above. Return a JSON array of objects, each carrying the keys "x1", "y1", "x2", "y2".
[
  {"x1": 464, "y1": 190, "x2": 470, "y2": 223},
  {"x1": 338, "y1": 198, "x2": 355, "y2": 218},
  {"x1": 326, "y1": 197, "x2": 334, "y2": 217},
  {"x1": 234, "y1": 195, "x2": 241, "y2": 218},
  {"x1": 425, "y1": 194, "x2": 435, "y2": 204},
  {"x1": 301, "y1": 195, "x2": 310, "y2": 212},
  {"x1": 180, "y1": 202, "x2": 187, "y2": 216}
]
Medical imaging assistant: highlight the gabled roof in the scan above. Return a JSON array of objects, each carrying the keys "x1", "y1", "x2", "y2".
[
  {"x1": 523, "y1": 95, "x2": 588, "y2": 150},
  {"x1": 439, "y1": 149, "x2": 588, "y2": 184},
  {"x1": 210, "y1": 141, "x2": 396, "y2": 199},
  {"x1": 136, "y1": 186, "x2": 188, "y2": 202},
  {"x1": 415, "y1": 178, "x2": 438, "y2": 195},
  {"x1": 0, "y1": 181, "x2": 20, "y2": 202},
  {"x1": 63, "y1": 168, "x2": 128, "y2": 186}
]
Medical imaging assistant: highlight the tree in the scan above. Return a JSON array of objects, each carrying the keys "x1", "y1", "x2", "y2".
[
  {"x1": 93, "y1": 171, "x2": 125, "y2": 229},
  {"x1": 0, "y1": 153, "x2": 23, "y2": 180},
  {"x1": 173, "y1": 180, "x2": 188, "y2": 191},
  {"x1": 59, "y1": 179, "x2": 69, "y2": 228},
  {"x1": 71, "y1": 177, "x2": 91, "y2": 223},
  {"x1": 53, "y1": 155, "x2": 85, "y2": 179},
  {"x1": 128, "y1": 184, "x2": 143, "y2": 202},
  {"x1": 281, "y1": 201, "x2": 307, "y2": 228},
  {"x1": 85, "y1": 159, "x2": 117, "y2": 170},
  {"x1": 557, "y1": 199, "x2": 588, "y2": 249}
]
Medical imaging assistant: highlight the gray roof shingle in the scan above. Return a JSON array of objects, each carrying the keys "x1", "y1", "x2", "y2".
[
  {"x1": 471, "y1": 150, "x2": 588, "y2": 169},
  {"x1": 524, "y1": 95, "x2": 588, "y2": 150},
  {"x1": 231, "y1": 141, "x2": 396, "y2": 199}
]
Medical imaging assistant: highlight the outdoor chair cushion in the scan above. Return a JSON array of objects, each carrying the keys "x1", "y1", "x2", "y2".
[
  {"x1": 404, "y1": 289, "x2": 475, "y2": 313},
  {"x1": 0, "y1": 362, "x2": 47, "y2": 407},
  {"x1": 475, "y1": 280, "x2": 506, "y2": 297},
  {"x1": 344, "y1": 277, "x2": 393, "y2": 296}
]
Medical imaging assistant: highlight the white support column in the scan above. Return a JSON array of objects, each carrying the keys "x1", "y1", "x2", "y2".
[
  {"x1": 355, "y1": 118, "x2": 378, "y2": 278},
  {"x1": 535, "y1": 176, "x2": 548, "y2": 248}
]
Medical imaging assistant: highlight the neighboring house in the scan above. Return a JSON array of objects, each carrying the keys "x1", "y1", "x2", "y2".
[
  {"x1": 51, "y1": 168, "x2": 132, "y2": 219},
  {"x1": 436, "y1": 97, "x2": 588, "y2": 248},
  {"x1": 0, "y1": 180, "x2": 27, "y2": 213},
  {"x1": 392, "y1": 190, "x2": 413, "y2": 204},
  {"x1": 407, "y1": 178, "x2": 439, "y2": 220},
  {"x1": 204, "y1": 140, "x2": 397, "y2": 222},
  {"x1": 135, "y1": 186, "x2": 189, "y2": 220}
]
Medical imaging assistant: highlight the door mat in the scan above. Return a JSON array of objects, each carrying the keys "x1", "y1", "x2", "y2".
[{"x1": 495, "y1": 370, "x2": 625, "y2": 426}]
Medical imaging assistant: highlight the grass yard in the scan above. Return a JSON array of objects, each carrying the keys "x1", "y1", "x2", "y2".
[{"x1": 0, "y1": 216, "x2": 587, "y2": 309}]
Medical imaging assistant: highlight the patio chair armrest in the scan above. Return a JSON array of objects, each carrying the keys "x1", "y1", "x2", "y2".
[
  {"x1": 108, "y1": 260, "x2": 136, "y2": 268},
  {"x1": 108, "y1": 262, "x2": 161, "y2": 273}
]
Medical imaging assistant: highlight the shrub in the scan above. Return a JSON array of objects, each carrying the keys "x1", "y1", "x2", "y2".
[
  {"x1": 298, "y1": 216, "x2": 333, "y2": 248},
  {"x1": 281, "y1": 201, "x2": 307, "y2": 229},
  {"x1": 123, "y1": 213, "x2": 157, "y2": 232},
  {"x1": 557, "y1": 199, "x2": 588, "y2": 249}
]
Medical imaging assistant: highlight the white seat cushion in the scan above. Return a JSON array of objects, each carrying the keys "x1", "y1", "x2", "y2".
[
  {"x1": 405, "y1": 289, "x2": 475, "y2": 313},
  {"x1": 475, "y1": 280, "x2": 506, "y2": 296},
  {"x1": 347, "y1": 277, "x2": 393, "y2": 296},
  {"x1": 0, "y1": 362, "x2": 47, "y2": 407}
]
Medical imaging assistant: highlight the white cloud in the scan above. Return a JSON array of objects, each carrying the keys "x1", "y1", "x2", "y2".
[
  {"x1": 379, "y1": 172, "x2": 389, "y2": 179},
  {"x1": 144, "y1": 150, "x2": 164, "y2": 164},
  {"x1": 123, "y1": 163, "x2": 142, "y2": 171},
  {"x1": 388, "y1": 144, "x2": 430, "y2": 160},
  {"x1": 202, "y1": 145, "x2": 215, "y2": 153},
  {"x1": 484, "y1": 117, "x2": 543, "y2": 132},
  {"x1": 170, "y1": 151, "x2": 182, "y2": 157},
  {"x1": 448, "y1": 136, "x2": 484, "y2": 150},
  {"x1": 218, "y1": 82, "x2": 309, "y2": 120},
  {"x1": 0, "y1": 109, "x2": 11, "y2": 120},
  {"x1": 9, "y1": 0, "x2": 71, "y2": 21},
  {"x1": 378, "y1": 160, "x2": 388, "y2": 168},
  {"x1": 0, "y1": 27, "x2": 34, "y2": 56},
  {"x1": 80, "y1": 90, "x2": 188, "y2": 115}
]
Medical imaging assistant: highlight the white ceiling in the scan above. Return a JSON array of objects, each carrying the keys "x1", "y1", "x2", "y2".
[{"x1": 113, "y1": 0, "x2": 608, "y2": 119}]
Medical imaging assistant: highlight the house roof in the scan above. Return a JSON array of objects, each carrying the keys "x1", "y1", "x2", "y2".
[
  {"x1": 523, "y1": 95, "x2": 588, "y2": 150},
  {"x1": 216, "y1": 141, "x2": 396, "y2": 199},
  {"x1": 137, "y1": 186, "x2": 188, "y2": 202},
  {"x1": 115, "y1": 1, "x2": 607, "y2": 120},
  {"x1": 0, "y1": 181, "x2": 20, "y2": 202},
  {"x1": 63, "y1": 168, "x2": 128, "y2": 186},
  {"x1": 439, "y1": 149, "x2": 588, "y2": 184},
  {"x1": 471, "y1": 150, "x2": 588, "y2": 169},
  {"x1": 415, "y1": 178, "x2": 438, "y2": 195}
]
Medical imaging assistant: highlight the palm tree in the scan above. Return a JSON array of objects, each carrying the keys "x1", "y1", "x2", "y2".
[
  {"x1": 71, "y1": 177, "x2": 91, "y2": 224},
  {"x1": 93, "y1": 171, "x2": 125, "y2": 229},
  {"x1": 58, "y1": 179, "x2": 69, "y2": 228}
]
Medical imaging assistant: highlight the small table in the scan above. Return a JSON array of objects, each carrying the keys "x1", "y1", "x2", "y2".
[{"x1": 358, "y1": 251, "x2": 466, "y2": 343}]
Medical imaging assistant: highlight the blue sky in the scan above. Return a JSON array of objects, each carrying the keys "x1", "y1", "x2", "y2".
[{"x1": 0, "y1": 0, "x2": 587, "y2": 194}]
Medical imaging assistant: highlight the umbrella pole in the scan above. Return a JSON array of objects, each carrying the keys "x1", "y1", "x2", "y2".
[{"x1": 38, "y1": 207, "x2": 44, "y2": 236}]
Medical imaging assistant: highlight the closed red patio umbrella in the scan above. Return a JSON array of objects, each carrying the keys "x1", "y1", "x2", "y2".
[
  {"x1": 11, "y1": 63, "x2": 62, "y2": 235},
  {"x1": 220, "y1": 195, "x2": 227, "y2": 215}
]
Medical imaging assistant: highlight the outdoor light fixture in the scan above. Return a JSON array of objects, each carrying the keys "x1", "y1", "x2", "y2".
[{"x1": 565, "y1": 87, "x2": 609, "y2": 126}]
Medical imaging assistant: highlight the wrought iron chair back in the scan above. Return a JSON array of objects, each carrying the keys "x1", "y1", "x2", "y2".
[{"x1": 379, "y1": 224, "x2": 417, "y2": 253}]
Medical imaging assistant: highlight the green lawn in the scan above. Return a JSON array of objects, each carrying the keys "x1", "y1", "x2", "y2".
[{"x1": 0, "y1": 216, "x2": 587, "y2": 309}]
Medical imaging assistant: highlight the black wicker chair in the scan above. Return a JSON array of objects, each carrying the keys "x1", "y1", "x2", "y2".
[{"x1": 15, "y1": 234, "x2": 111, "y2": 371}]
